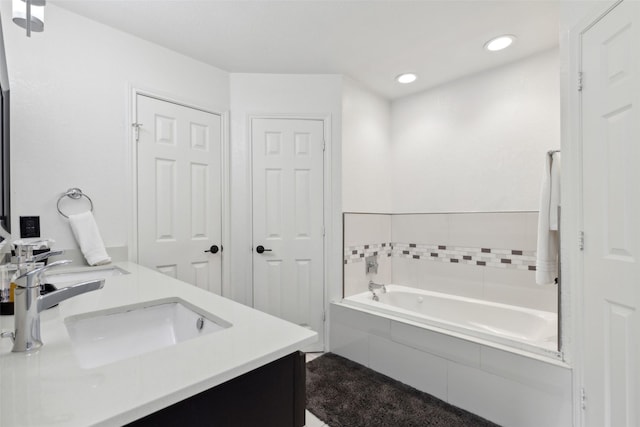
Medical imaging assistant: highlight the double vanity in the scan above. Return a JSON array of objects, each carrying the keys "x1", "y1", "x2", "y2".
[{"x1": 0, "y1": 262, "x2": 317, "y2": 426}]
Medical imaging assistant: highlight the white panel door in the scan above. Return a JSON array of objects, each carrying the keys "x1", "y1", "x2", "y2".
[
  {"x1": 252, "y1": 118, "x2": 324, "y2": 351},
  {"x1": 582, "y1": 2, "x2": 640, "y2": 426},
  {"x1": 137, "y1": 94, "x2": 222, "y2": 294}
]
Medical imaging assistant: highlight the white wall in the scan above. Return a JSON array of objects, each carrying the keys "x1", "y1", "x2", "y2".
[
  {"x1": 2, "y1": 4, "x2": 229, "y2": 255},
  {"x1": 228, "y1": 73, "x2": 342, "y2": 305},
  {"x1": 341, "y1": 78, "x2": 392, "y2": 212},
  {"x1": 3, "y1": 5, "x2": 345, "y2": 311},
  {"x1": 391, "y1": 48, "x2": 560, "y2": 213}
]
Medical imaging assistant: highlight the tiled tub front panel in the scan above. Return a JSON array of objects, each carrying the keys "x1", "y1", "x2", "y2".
[{"x1": 330, "y1": 303, "x2": 572, "y2": 427}]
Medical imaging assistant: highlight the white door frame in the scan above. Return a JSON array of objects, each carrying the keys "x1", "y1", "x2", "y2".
[
  {"x1": 247, "y1": 113, "x2": 332, "y2": 351},
  {"x1": 564, "y1": 1, "x2": 623, "y2": 425},
  {"x1": 128, "y1": 86, "x2": 231, "y2": 296}
]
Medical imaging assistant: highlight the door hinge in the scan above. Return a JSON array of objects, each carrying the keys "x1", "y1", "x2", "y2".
[
  {"x1": 321, "y1": 226, "x2": 325, "y2": 237},
  {"x1": 132, "y1": 122, "x2": 143, "y2": 142},
  {"x1": 581, "y1": 387, "x2": 587, "y2": 410},
  {"x1": 322, "y1": 311, "x2": 326, "y2": 322},
  {"x1": 578, "y1": 231, "x2": 585, "y2": 251},
  {"x1": 578, "y1": 72, "x2": 583, "y2": 92},
  {"x1": 322, "y1": 140, "x2": 326, "y2": 152}
]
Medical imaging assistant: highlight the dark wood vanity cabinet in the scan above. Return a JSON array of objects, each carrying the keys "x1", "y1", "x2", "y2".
[{"x1": 128, "y1": 351, "x2": 306, "y2": 427}]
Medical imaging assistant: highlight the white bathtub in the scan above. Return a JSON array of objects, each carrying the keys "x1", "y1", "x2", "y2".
[{"x1": 343, "y1": 284, "x2": 558, "y2": 354}]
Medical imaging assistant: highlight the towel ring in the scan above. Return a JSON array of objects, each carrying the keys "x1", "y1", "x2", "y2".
[{"x1": 57, "y1": 188, "x2": 94, "y2": 219}]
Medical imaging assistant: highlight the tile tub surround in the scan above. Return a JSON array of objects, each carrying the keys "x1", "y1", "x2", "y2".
[
  {"x1": 329, "y1": 303, "x2": 572, "y2": 427},
  {"x1": 343, "y1": 249, "x2": 392, "y2": 299},
  {"x1": 342, "y1": 212, "x2": 557, "y2": 311},
  {"x1": 343, "y1": 214, "x2": 393, "y2": 298}
]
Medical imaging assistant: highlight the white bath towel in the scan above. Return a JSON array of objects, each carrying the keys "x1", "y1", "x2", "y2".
[
  {"x1": 68, "y1": 211, "x2": 111, "y2": 266},
  {"x1": 536, "y1": 151, "x2": 561, "y2": 285}
]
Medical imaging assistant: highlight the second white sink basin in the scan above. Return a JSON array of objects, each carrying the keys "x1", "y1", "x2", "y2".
[
  {"x1": 45, "y1": 266, "x2": 129, "y2": 286},
  {"x1": 65, "y1": 298, "x2": 231, "y2": 369}
]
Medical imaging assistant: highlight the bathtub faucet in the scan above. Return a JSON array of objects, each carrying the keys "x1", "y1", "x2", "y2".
[{"x1": 368, "y1": 280, "x2": 386, "y2": 301}]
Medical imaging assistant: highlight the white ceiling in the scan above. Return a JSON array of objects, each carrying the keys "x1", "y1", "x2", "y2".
[{"x1": 51, "y1": 0, "x2": 560, "y2": 100}]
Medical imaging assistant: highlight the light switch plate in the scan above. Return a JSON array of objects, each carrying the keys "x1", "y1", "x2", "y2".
[{"x1": 20, "y1": 216, "x2": 40, "y2": 238}]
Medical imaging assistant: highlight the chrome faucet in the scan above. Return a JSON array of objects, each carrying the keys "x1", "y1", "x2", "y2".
[
  {"x1": 1, "y1": 260, "x2": 105, "y2": 352},
  {"x1": 368, "y1": 280, "x2": 386, "y2": 301},
  {"x1": 32, "y1": 250, "x2": 63, "y2": 263}
]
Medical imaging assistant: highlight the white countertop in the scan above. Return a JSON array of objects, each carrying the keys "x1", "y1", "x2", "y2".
[{"x1": 0, "y1": 262, "x2": 317, "y2": 426}]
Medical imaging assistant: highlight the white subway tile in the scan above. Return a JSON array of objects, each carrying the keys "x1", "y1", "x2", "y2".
[
  {"x1": 480, "y1": 347, "x2": 570, "y2": 390},
  {"x1": 343, "y1": 262, "x2": 368, "y2": 298},
  {"x1": 484, "y1": 267, "x2": 538, "y2": 288},
  {"x1": 329, "y1": 321, "x2": 370, "y2": 367},
  {"x1": 413, "y1": 258, "x2": 432, "y2": 287},
  {"x1": 390, "y1": 321, "x2": 481, "y2": 367},
  {"x1": 397, "y1": 257, "x2": 419, "y2": 287},
  {"x1": 369, "y1": 335, "x2": 448, "y2": 401},
  {"x1": 344, "y1": 214, "x2": 391, "y2": 247},
  {"x1": 522, "y1": 212, "x2": 539, "y2": 251},
  {"x1": 448, "y1": 212, "x2": 535, "y2": 250},
  {"x1": 417, "y1": 261, "x2": 484, "y2": 299},
  {"x1": 391, "y1": 214, "x2": 449, "y2": 245},
  {"x1": 483, "y1": 281, "x2": 557, "y2": 312},
  {"x1": 330, "y1": 303, "x2": 391, "y2": 338},
  {"x1": 391, "y1": 257, "x2": 413, "y2": 285},
  {"x1": 448, "y1": 361, "x2": 572, "y2": 427}
]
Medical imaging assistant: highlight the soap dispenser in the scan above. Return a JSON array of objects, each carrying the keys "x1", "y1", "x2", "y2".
[
  {"x1": 0, "y1": 227, "x2": 14, "y2": 315},
  {"x1": 0, "y1": 239, "x2": 57, "y2": 316},
  {"x1": 0, "y1": 263, "x2": 16, "y2": 315}
]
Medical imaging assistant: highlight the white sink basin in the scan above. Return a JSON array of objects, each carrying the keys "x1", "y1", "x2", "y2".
[
  {"x1": 45, "y1": 266, "x2": 128, "y2": 286},
  {"x1": 64, "y1": 298, "x2": 231, "y2": 369}
]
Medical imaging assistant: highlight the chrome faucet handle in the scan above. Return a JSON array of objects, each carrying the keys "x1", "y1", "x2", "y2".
[
  {"x1": 38, "y1": 279, "x2": 105, "y2": 312},
  {"x1": 16, "y1": 259, "x2": 72, "y2": 288},
  {"x1": 32, "y1": 250, "x2": 64, "y2": 263}
]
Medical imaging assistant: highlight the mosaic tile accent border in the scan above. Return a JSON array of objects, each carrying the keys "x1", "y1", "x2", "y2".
[
  {"x1": 344, "y1": 242, "x2": 537, "y2": 271},
  {"x1": 344, "y1": 243, "x2": 392, "y2": 264},
  {"x1": 392, "y1": 243, "x2": 537, "y2": 271}
]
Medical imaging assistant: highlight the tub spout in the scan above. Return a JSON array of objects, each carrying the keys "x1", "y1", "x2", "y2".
[
  {"x1": 368, "y1": 280, "x2": 386, "y2": 301},
  {"x1": 368, "y1": 280, "x2": 386, "y2": 293}
]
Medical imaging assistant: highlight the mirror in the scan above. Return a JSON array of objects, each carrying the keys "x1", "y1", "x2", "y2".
[{"x1": 0, "y1": 17, "x2": 10, "y2": 236}]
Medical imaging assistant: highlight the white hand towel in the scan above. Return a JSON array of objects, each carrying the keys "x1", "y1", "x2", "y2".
[
  {"x1": 549, "y1": 153, "x2": 561, "y2": 231},
  {"x1": 536, "y1": 152, "x2": 561, "y2": 285},
  {"x1": 68, "y1": 211, "x2": 111, "y2": 266}
]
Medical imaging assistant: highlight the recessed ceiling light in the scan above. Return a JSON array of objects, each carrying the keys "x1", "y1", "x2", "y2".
[
  {"x1": 484, "y1": 35, "x2": 516, "y2": 52},
  {"x1": 396, "y1": 73, "x2": 417, "y2": 84}
]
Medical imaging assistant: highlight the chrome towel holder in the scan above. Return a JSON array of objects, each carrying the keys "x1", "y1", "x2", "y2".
[{"x1": 57, "y1": 188, "x2": 94, "y2": 219}]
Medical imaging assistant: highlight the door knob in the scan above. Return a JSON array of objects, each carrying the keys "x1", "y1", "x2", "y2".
[
  {"x1": 256, "y1": 245, "x2": 272, "y2": 254},
  {"x1": 204, "y1": 245, "x2": 220, "y2": 254}
]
